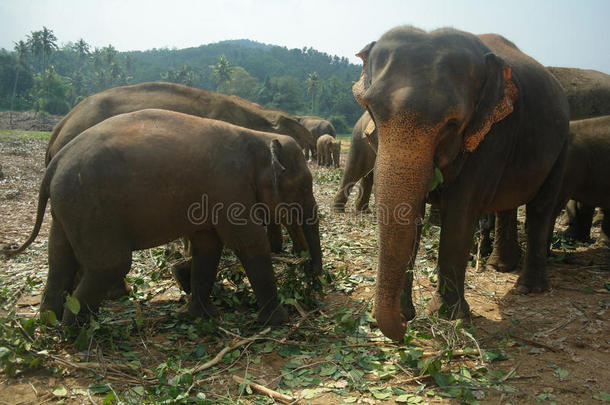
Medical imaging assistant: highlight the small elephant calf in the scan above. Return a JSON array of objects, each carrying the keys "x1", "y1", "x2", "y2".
[
  {"x1": 316, "y1": 134, "x2": 341, "y2": 168},
  {"x1": 2, "y1": 109, "x2": 322, "y2": 326}
]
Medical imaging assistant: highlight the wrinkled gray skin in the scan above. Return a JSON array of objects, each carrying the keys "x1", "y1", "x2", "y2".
[
  {"x1": 3, "y1": 110, "x2": 322, "y2": 326},
  {"x1": 488, "y1": 67, "x2": 610, "y2": 270},
  {"x1": 297, "y1": 115, "x2": 336, "y2": 160},
  {"x1": 354, "y1": 26, "x2": 569, "y2": 340},
  {"x1": 332, "y1": 111, "x2": 377, "y2": 212},
  {"x1": 550, "y1": 116, "x2": 610, "y2": 245},
  {"x1": 316, "y1": 134, "x2": 341, "y2": 168}
]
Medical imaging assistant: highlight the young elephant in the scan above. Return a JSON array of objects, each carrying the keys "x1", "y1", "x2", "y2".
[
  {"x1": 551, "y1": 115, "x2": 610, "y2": 243},
  {"x1": 316, "y1": 134, "x2": 341, "y2": 168},
  {"x1": 3, "y1": 109, "x2": 322, "y2": 326}
]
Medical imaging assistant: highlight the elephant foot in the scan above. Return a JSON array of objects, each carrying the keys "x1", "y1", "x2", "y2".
[
  {"x1": 257, "y1": 303, "x2": 289, "y2": 326},
  {"x1": 105, "y1": 279, "x2": 131, "y2": 300},
  {"x1": 426, "y1": 293, "x2": 471, "y2": 320},
  {"x1": 479, "y1": 236, "x2": 493, "y2": 258},
  {"x1": 564, "y1": 225, "x2": 590, "y2": 243},
  {"x1": 485, "y1": 244, "x2": 522, "y2": 273},
  {"x1": 171, "y1": 260, "x2": 192, "y2": 294},
  {"x1": 355, "y1": 205, "x2": 372, "y2": 214},
  {"x1": 184, "y1": 295, "x2": 219, "y2": 319},
  {"x1": 40, "y1": 291, "x2": 65, "y2": 323},
  {"x1": 515, "y1": 274, "x2": 549, "y2": 294},
  {"x1": 332, "y1": 201, "x2": 347, "y2": 213}
]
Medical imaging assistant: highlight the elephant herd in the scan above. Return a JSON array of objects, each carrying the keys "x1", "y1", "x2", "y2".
[{"x1": 2, "y1": 26, "x2": 609, "y2": 342}]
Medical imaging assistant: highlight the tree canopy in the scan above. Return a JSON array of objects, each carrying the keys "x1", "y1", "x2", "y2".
[{"x1": 0, "y1": 28, "x2": 363, "y2": 132}]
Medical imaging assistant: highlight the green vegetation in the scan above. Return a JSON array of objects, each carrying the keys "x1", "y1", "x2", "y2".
[
  {"x1": 0, "y1": 28, "x2": 362, "y2": 131},
  {"x1": 0, "y1": 129, "x2": 51, "y2": 139}
]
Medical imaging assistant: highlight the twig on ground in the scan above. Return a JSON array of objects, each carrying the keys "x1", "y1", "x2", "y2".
[
  {"x1": 509, "y1": 333, "x2": 559, "y2": 353},
  {"x1": 232, "y1": 375, "x2": 296, "y2": 404},
  {"x1": 186, "y1": 327, "x2": 271, "y2": 375}
]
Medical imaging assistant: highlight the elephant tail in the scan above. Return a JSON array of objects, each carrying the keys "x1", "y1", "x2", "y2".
[{"x1": 1, "y1": 168, "x2": 52, "y2": 256}]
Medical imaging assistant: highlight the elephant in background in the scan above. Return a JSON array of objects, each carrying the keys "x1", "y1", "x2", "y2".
[
  {"x1": 46, "y1": 82, "x2": 316, "y2": 165},
  {"x1": 354, "y1": 26, "x2": 569, "y2": 340},
  {"x1": 486, "y1": 67, "x2": 610, "y2": 272},
  {"x1": 316, "y1": 134, "x2": 341, "y2": 168},
  {"x1": 332, "y1": 111, "x2": 377, "y2": 212},
  {"x1": 296, "y1": 115, "x2": 337, "y2": 160},
  {"x1": 3, "y1": 110, "x2": 322, "y2": 326},
  {"x1": 551, "y1": 116, "x2": 610, "y2": 244}
]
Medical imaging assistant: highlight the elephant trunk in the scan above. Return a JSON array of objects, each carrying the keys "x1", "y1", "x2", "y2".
[
  {"x1": 373, "y1": 119, "x2": 435, "y2": 340},
  {"x1": 302, "y1": 199, "x2": 323, "y2": 275}
]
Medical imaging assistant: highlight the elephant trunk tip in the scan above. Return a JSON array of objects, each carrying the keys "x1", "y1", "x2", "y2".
[{"x1": 374, "y1": 307, "x2": 408, "y2": 341}]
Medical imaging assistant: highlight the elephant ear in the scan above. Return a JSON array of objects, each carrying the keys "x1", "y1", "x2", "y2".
[
  {"x1": 462, "y1": 53, "x2": 519, "y2": 152},
  {"x1": 269, "y1": 139, "x2": 286, "y2": 197},
  {"x1": 353, "y1": 41, "x2": 376, "y2": 108}
]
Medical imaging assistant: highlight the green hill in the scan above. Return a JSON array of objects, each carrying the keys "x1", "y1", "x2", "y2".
[{"x1": 0, "y1": 29, "x2": 363, "y2": 132}]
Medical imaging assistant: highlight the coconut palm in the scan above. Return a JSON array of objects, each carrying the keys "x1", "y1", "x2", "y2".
[
  {"x1": 209, "y1": 55, "x2": 234, "y2": 92},
  {"x1": 306, "y1": 72, "x2": 320, "y2": 114}
]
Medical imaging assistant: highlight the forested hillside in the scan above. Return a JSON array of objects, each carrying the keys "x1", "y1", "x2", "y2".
[{"x1": 0, "y1": 28, "x2": 363, "y2": 132}]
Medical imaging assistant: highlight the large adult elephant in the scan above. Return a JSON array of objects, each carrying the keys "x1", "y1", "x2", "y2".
[
  {"x1": 4, "y1": 110, "x2": 322, "y2": 326},
  {"x1": 46, "y1": 82, "x2": 316, "y2": 164},
  {"x1": 353, "y1": 26, "x2": 569, "y2": 340},
  {"x1": 296, "y1": 115, "x2": 336, "y2": 160},
  {"x1": 332, "y1": 111, "x2": 377, "y2": 212},
  {"x1": 486, "y1": 67, "x2": 610, "y2": 270}
]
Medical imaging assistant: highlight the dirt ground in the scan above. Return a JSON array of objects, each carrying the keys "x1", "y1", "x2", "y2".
[
  {"x1": 0, "y1": 133, "x2": 609, "y2": 404},
  {"x1": 0, "y1": 111, "x2": 63, "y2": 132}
]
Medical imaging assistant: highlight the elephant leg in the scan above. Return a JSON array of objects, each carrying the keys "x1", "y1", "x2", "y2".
[
  {"x1": 187, "y1": 231, "x2": 223, "y2": 319},
  {"x1": 171, "y1": 259, "x2": 192, "y2": 294},
  {"x1": 62, "y1": 252, "x2": 132, "y2": 326},
  {"x1": 304, "y1": 146, "x2": 311, "y2": 161},
  {"x1": 478, "y1": 212, "x2": 495, "y2": 257},
  {"x1": 426, "y1": 203, "x2": 442, "y2": 227},
  {"x1": 232, "y1": 226, "x2": 287, "y2": 326},
  {"x1": 428, "y1": 202, "x2": 478, "y2": 319},
  {"x1": 40, "y1": 220, "x2": 79, "y2": 320},
  {"x1": 517, "y1": 145, "x2": 568, "y2": 293},
  {"x1": 485, "y1": 209, "x2": 522, "y2": 273},
  {"x1": 354, "y1": 170, "x2": 374, "y2": 213},
  {"x1": 286, "y1": 223, "x2": 307, "y2": 255},
  {"x1": 267, "y1": 222, "x2": 283, "y2": 253},
  {"x1": 565, "y1": 201, "x2": 594, "y2": 242},
  {"x1": 333, "y1": 152, "x2": 374, "y2": 212}
]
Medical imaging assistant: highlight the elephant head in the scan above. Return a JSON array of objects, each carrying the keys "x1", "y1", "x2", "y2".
[
  {"x1": 267, "y1": 138, "x2": 322, "y2": 275},
  {"x1": 353, "y1": 27, "x2": 518, "y2": 340}
]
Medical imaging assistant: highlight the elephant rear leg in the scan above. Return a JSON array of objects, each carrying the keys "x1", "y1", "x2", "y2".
[
  {"x1": 41, "y1": 220, "x2": 79, "y2": 320},
  {"x1": 565, "y1": 201, "x2": 594, "y2": 242},
  {"x1": 518, "y1": 145, "x2": 568, "y2": 293},
  {"x1": 62, "y1": 253, "x2": 132, "y2": 325},
  {"x1": 485, "y1": 209, "x2": 522, "y2": 273},
  {"x1": 187, "y1": 231, "x2": 223, "y2": 319}
]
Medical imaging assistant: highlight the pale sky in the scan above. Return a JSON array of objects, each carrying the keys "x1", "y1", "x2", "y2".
[{"x1": 1, "y1": 0, "x2": 609, "y2": 73}]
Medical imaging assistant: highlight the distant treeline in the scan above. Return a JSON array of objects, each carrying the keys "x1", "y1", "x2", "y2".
[{"x1": 0, "y1": 27, "x2": 364, "y2": 133}]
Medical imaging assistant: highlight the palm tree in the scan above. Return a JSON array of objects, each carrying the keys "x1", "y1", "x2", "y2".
[
  {"x1": 306, "y1": 72, "x2": 320, "y2": 114},
  {"x1": 10, "y1": 40, "x2": 28, "y2": 127},
  {"x1": 39, "y1": 27, "x2": 58, "y2": 72},
  {"x1": 73, "y1": 38, "x2": 90, "y2": 63},
  {"x1": 209, "y1": 55, "x2": 234, "y2": 92}
]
